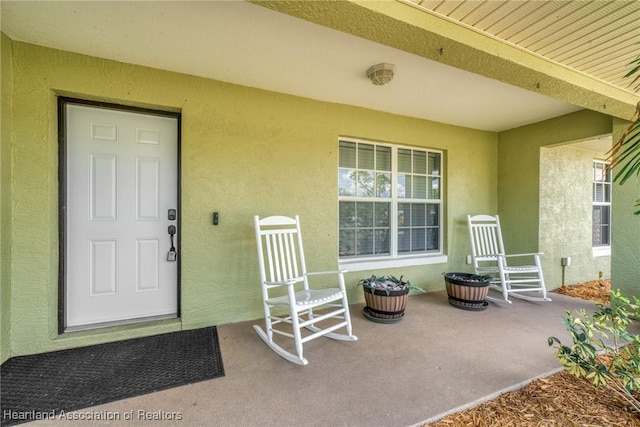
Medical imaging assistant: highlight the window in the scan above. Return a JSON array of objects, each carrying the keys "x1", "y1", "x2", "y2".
[
  {"x1": 338, "y1": 139, "x2": 442, "y2": 262},
  {"x1": 592, "y1": 160, "x2": 611, "y2": 248}
]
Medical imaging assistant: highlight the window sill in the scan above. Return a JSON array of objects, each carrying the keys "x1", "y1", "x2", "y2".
[
  {"x1": 339, "y1": 255, "x2": 448, "y2": 272},
  {"x1": 592, "y1": 246, "x2": 611, "y2": 258}
]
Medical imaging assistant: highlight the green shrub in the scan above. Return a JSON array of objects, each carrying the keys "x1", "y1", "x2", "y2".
[{"x1": 548, "y1": 289, "x2": 640, "y2": 413}]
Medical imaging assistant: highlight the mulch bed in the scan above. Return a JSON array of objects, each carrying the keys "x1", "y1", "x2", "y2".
[
  {"x1": 554, "y1": 278, "x2": 611, "y2": 305},
  {"x1": 424, "y1": 279, "x2": 640, "y2": 426}
]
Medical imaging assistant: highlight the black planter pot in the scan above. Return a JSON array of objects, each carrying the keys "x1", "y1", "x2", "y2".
[
  {"x1": 362, "y1": 286, "x2": 409, "y2": 323},
  {"x1": 444, "y1": 273, "x2": 491, "y2": 311}
]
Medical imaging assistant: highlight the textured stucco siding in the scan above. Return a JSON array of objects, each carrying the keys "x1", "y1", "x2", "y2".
[
  {"x1": 540, "y1": 146, "x2": 610, "y2": 289},
  {"x1": 611, "y1": 117, "x2": 640, "y2": 296},
  {"x1": 4, "y1": 40, "x2": 498, "y2": 357},
  {"x1": 498, "y1": 110, "x2": 614, "y2": 289}
]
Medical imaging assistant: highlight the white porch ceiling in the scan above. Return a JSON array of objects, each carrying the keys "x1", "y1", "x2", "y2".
[
  {"x1": 408, "y1": 0, "x2": 640, "y2": 91},
  {"x1": 1, "y1": 1, "x2": 638, "y2": 134}
]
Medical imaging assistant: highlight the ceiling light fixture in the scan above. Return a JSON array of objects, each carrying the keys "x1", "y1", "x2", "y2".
[{"x1": 367, "y1": 63, "x2": 395, "y2": 86}]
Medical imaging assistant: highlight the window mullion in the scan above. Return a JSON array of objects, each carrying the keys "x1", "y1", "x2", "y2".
[{"x1": 391, "y1": 146, "x2": 398, "y2": 257}]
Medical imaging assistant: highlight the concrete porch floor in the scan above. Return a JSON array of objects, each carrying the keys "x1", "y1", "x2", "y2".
[{"x1": 27, "y1": 290, "x2": 604, "y2": 427}]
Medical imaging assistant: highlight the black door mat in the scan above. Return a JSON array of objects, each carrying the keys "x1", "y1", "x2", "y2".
[{"x1": 1, "y1": 326, "x2": 224, "y2": 426}]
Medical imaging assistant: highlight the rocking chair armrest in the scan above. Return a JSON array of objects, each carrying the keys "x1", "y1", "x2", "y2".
[
  {"x1": 503, "y1": 252, "x2": 543, "y2": 258},
  {"x1": 475, "y1": 253, "x2": 504, "y2": 258},
  {"x1": 476, "y1": 253, "x2": 542, "y2": 259},
  {"x1": 264, "y1": 278, "x2": 303, "y2": 287},
  {"x1": 306, "y1": 270, "x2": 348, "y2": 277}
]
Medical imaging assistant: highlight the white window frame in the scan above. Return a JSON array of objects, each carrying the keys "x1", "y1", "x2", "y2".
[
  {"x1": 592, "y1": 160, "x2": 611, "y2": 257},
  {"x1": 337, "y1": 137, "x2": 447, "y2": 271}
]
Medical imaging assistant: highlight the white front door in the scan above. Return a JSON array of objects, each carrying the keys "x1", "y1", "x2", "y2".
[{"x1": 63, "y1": 101, "x2": 179, "y2": 329}]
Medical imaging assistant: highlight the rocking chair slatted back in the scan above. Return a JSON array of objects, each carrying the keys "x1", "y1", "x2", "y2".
[
  {"x1": 255, "y1": 215, "x2": 307, "y2": 287},
  {"x1": 468, "y1": 214, "x2": 505, "y2": 265},
  {"x1": 264, "y1": 230, "x2": 301, "y2": 283}
]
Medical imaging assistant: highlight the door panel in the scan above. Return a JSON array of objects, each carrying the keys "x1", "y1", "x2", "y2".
[
  {"x1": 136, "y1": 158, "x2": 160, "y2": 220},
  {"x1": 89, "y1": 153, "x2": 118, "y2": 220},
  {"x1": 64, "y1": 102, "x2": 179, "y2": 329}
]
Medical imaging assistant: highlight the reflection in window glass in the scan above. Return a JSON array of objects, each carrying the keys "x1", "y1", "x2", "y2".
[
  {"x1": 357, "y1": 171, "x2": 375, "y2": 197},
  {"x1": 357, "y1": 229, "x2": 374, "y2": 256},
  {"x1": 375, "y1": 229, "x2": 390, "y2": 254},
  {"x1": 429, "y1": 177, "x2": 440, "y2": 199},
  {"x1": 397, "y1": 174, "x2": 407, "y2": 198},
  {"x1": 375, "y1": 203, "x2": 390, "y2": 227},
  {"x1": 398, "y1": 202, "x2": 438, "y2": 253},
  {"x1": 427, "y1": 204, "x2": 439, "y2": 226},
  {"x1": 338, "y1": 139, "x2": 442, "y2": 258},
  {"x1": 401, "y1": 175, "x2": 413, "y2": 199},
  {"x1": 429, "y1": 152, "x2": 441, "y2": 176},
  {"x1": 357, "y1": 202, "x2": 373, "y2": 228},
  {"x1": 592, "y1": 160, "x2": 611, "y2": 247},
  {"x1": 339, "y1": 229, "x2": 355, "y2": 257},
  {"x1": 376, "y1": 172, "x2": 391, "y2": 198},
  {"x1": 338, "y1": 168, "x2": 356, "y2": 196},
  {"x1": 339, "y1": 201, "x2": 391, "y2": 257},
  {"x1": 426, "y1": 228, "x2": 439, "y2": 251},
  {"x1": 339, "y1": 201, "x2": 355, "y2": 228},
  {"x1": 398, "y1": 229, "x2": 410, "y2": 253}
]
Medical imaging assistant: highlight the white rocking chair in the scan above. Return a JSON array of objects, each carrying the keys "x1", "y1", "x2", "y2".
[
  {"x1": 253, "y1": 215, "x2": 357, "y2": 365},
  {"x1": 467, "y1": 214, "x2": 551, "y2": 303}
]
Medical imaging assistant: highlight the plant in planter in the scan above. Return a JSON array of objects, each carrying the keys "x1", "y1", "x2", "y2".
[
  {"x1": 358, "y1": 275, "x2": 424, "y2": 323},
  {"x1": 444, "y1": 272, "x2": 492, "y2": 311}
]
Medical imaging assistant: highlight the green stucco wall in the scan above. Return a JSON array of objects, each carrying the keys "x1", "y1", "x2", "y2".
[
  {"x1": 1, "y1": 32, "x2": 13, "y2": 363},
  {"x1": 497, "y1": 110, "x2": 613, "y2": 289},
  {"x1": 3, "y1": 40, "x2": 497, "y2": 357},
  {"x1": 539, "y1": 146, "x2": 610, "y2": 289},
  {"x1": 612, "y1": 117, "x2": 640, "y2": 296}
]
